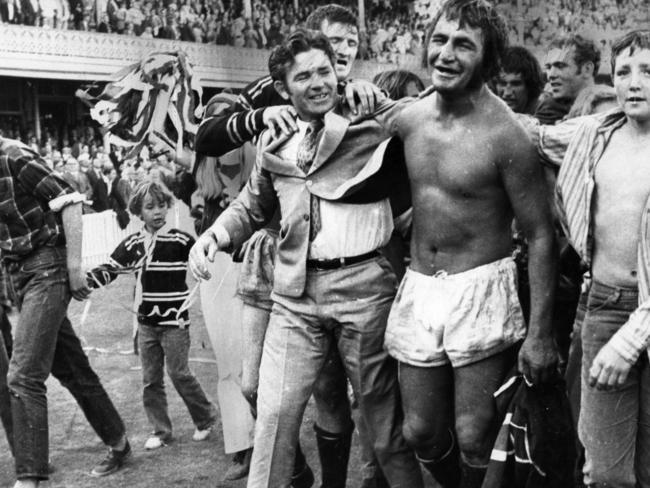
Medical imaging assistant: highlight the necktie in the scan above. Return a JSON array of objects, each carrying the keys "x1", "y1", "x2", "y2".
[{"x1": 296, "y1": 119, "x2": 324, "y2": 241}]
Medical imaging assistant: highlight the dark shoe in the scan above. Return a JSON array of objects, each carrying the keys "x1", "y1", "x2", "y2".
[
  {"x1": 90, "y1": 440, "x2": 131, "y2": 477},
  {"x1": 291, "y1": 442, "x2": 314, "y2": 488},
  {"x1": 222, "y1": 448, "x2": 252, "y2": 481},
  {"x1": 314, "y1": 423, "x2": 353, "y2": 488},
  {"x1": 291, "y1": 462, "x2": 314, "y2": 488}
]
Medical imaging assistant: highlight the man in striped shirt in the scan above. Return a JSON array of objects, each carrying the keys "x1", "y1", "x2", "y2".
[{"x1": 538, "y1": 30, "x2": 650, "y2": 487}]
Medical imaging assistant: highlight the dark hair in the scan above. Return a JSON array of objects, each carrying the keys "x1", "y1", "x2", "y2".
[
  {"x1": 128, "y1": 180, "x2": 173, "y2": 216},
  {"x1": 610, "y1": 29, "x2": 650, "y2": 75},
  {"x1": 268, "y1": 28, "x2": 336, "y2": 83},
  {"x1": 499, "y1": 46, "x2": 544, "y2": 104},
  {"x1": 305, "y1": 4, "x2": 357, "y2": 30},
  {"x1": 422, "y1": 0, "x2": 508, "y2": 81},
  {"x1": 373, "y1": 70, "x2": 426, "y2": 99},
  {"x1": 550, "y1": 35, "x2": 601, "y2": 76}
]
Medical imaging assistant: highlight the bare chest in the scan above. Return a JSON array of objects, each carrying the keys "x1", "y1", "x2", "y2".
[
  {"x1": 402, "y1": 124, "x2": 500, "y2": 198},
  {"x1": 594, "y1": 137, "x2": 650, "y2": 219}
]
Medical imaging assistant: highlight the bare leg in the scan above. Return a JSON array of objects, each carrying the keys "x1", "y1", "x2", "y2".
[
  {"x1": 454, "y1": 349, "x2": 514, "y2": 487},
  {"x1": 399, "y1": 361, "x2": 460, "y2": 487}
]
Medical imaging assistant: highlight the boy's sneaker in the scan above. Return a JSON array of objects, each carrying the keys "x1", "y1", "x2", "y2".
[
  {"x1": 90, "y1": 440, "x2": 131, "y2": 477},
  {"x1": 144, "y1": 435, "x2": 167, "y2": 450},
  {"x1": 192, "y1": 423, "x2": 214, "y2": 441}
]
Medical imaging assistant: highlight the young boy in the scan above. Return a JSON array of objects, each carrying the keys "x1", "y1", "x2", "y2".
[{"x1": 88, "y1": 181, "x2": 217, "y2": 449}]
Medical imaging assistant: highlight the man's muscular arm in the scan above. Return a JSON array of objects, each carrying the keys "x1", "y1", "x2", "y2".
[{"x1": 500, "y1": 124, "x2": 558, "y2": 385}]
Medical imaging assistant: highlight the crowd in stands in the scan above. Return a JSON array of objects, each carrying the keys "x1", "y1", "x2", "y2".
[{"x1": 3, "y1": 0, "x2": 648, "y2": 65}]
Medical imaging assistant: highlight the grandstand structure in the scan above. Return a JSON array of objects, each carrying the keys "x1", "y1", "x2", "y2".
[
  {"x1": 1, "y1": 0, "x2": 646, "y2": 143},
  {"x1": 0, "y1": 22, "x2": 425, "y2": 143}
]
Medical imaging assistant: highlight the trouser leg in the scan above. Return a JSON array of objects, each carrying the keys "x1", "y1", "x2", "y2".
[
  {"x1": 138, "y1": 324, "x2": 172, "y2": 440},
  {"x1": 161, "y1": 327, "x2": 216, "y2": 430},
  {"x1": 0, "y1": 324, "x2": 13, "y2": 455},
  {"x1": 7, "y1": 256, "x2": 69, "y2": 480},
  {"x1": 247, "y1": 300, "x2": 330, "y2": 488},
  {"x1": 51, "y1": 316, "x2": 125, "y2": 446},
  {"x1": 579, "y1": 283, "x2": 638, "y2": 488}
]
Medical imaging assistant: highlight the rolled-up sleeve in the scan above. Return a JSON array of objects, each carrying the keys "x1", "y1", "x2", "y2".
[
  {"x1": 15, "y1": 157, "x2": 81, "y2": 210},
  {"x1": 607, "y1": 304, "x2": 650, "y2": 363},
  {"x1": 537, "y1": 118, "x2": 582, "y2": 169}
]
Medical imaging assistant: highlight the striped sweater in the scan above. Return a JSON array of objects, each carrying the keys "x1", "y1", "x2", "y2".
[{"x1": 88, "y1": 225, "x2": 195, "y2": 327}]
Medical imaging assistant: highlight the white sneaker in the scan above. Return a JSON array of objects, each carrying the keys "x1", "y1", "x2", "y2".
[
  {"x1": 144, "y1": 436, "x2": 165, "y2": 450},
  {"x1": 192, "y1": 424, "x2": 214, "y2": 441}
]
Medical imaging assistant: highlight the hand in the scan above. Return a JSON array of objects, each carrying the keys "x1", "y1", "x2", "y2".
[
  {"x1": 588, "y1": 343, "x2": 633, "y2": 390},
  {"x1": 518, "y1": 334, "x2": 558, "y2": 385},
  {"x1": 189, "y1": 231, "x2": 220, "y2": 280},
  {"x1": 344, "y1": 79, "x2": 385, "y2": 116},
  {"x1": 68, "y1": 267, "x2": 92, "y2": 301},
  {"x1": 263, "y1": 105, "x2": 298, "y2": 137}
]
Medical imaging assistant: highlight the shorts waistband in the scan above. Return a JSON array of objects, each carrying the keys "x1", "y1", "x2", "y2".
[{"x1": 406, "y1": 256, "x2": 515, "y2": 282}]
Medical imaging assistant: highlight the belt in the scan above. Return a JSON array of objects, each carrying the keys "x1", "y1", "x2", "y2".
[{"x1": 306, "y1": 250, "x2": 379, "y2": 270}]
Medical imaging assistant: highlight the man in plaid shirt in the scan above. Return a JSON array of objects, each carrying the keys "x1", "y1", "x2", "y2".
[{"x1": 0, "y1": 137, "x2": 130, "y2": 488}]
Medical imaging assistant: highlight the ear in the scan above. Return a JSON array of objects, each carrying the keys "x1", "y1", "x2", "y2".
[
  {"x1": 273, "y1": 80, "x2": 291, "y2": 101},
  {"x1": 580, "y1": 61, "x2": 595, "y2": 78}
]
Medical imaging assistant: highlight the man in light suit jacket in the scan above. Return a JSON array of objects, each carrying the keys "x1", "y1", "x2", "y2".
[{"x1": 190, "y1": 29, "x2": 421, "y2": 488}]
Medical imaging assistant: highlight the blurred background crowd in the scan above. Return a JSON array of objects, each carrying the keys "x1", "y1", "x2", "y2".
[{"x1": 2, "y1": 0, "x2": 648, "y2": 63}]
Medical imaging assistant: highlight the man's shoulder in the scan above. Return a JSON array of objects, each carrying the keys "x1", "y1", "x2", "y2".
[
  {"x1": 0, "y1": 137, "x2": 40, "y2": 163},
  {"x1": 240, "y1": 75, "x2": 284, "y2": 109}
]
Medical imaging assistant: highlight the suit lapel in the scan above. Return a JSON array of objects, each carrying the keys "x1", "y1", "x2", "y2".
[
  {"x1": 260, "y1": 130, "x2": 304, "y2": 178},
  {"x1": 309, "y1": 111, "x2": 349, "y2": 175}
]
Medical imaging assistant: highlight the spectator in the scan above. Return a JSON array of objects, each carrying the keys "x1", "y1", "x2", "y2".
[{"x1": 494, "y1": 46, "x2": 545, "y2": 114}]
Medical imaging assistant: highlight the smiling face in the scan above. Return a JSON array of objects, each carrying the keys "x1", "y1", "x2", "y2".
[
  {"x1": 320, "y1": 20, "x2": 359, "y2": 80},
  {"x1": 613, "y1": 46, "x2": 650, "y2": 124},
  {"x1": 544, "y1": 46, "x2": 589, "y2": 101},
  {"x1": 274, "y1": 48, "x2": 338, "y2": 121},
  {"x1": 495, "y1": 71, "x2": 529, "y2": 112},
  {"x1": 427, "y1": 16, "x2": 485, "y2": 96}
]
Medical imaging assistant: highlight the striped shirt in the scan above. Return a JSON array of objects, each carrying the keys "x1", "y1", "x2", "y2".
[
  {"x1": 88, "y1": 224, "x2": 195, "y2": 327},
  {"x1": 538, "y1": 109, "x2": 650, "y2": 362}
]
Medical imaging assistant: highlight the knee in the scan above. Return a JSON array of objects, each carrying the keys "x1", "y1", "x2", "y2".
[
  {"x1": 402, "y1": 417, "x2": 449, "y2": 457},
  {"x1": 7, "y1": 368, "x2": 42, "y2": 397},
  {"x1": 312, "y1": 373, "x2": 349, "y2": 415},
  {"x1": 455, "y1": 414, "x2": 492, "y2": 464}
]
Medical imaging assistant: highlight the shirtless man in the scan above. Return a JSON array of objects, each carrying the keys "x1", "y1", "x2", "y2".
[
  {"x1": 538, "y1": 30, "x2": 650, "y2": 487},
  {"x1": 383, "y1": 1, "x2": 557, "y2": 486}
]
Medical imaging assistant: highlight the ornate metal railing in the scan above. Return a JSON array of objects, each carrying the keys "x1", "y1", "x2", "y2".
[{"x1": 0, "y1": 25, "x2": 428, "y2": 87}]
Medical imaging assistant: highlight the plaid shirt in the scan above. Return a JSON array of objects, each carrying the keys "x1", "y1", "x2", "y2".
[
  {"x1": 0, "y1": 137, "x2": 84, "y2": 260},
  {"x1": 538, "y1": 109, "x2": 650, "y2": 362}
]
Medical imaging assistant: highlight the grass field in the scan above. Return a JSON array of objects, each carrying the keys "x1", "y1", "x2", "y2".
[{"x1": 0, "y1": 270, "x2": 436, "y2": 487}]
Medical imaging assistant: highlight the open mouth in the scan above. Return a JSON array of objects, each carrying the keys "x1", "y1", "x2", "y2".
[
  {"x1": 309, "y1": 93, "x2": 330, "y2": 102},
  {"x1": 627, "y1": 97, "x2": 646, "y2": 103},
  {"x1": 336, "y1": 58, "x2": 348, "y2": 67},
  {"x1": 435, "y1": 65, "x2": 459, "y2": 76}
]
